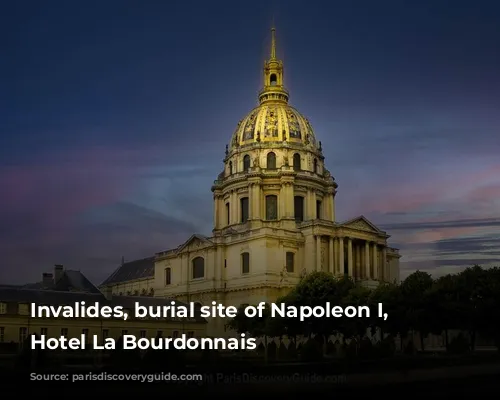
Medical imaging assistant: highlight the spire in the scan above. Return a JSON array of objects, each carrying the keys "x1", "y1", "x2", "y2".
[
  {"x1": 259, "y1": 26, "x2": 289, "y2": 105},
  {"x1": 270, "y1": 26, "x2": 276, "y2": 60}
]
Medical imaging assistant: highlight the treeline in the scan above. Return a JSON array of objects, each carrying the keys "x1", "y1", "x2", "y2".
[{"x1": 228, "y1": 265, "x2": 500, "y2": 354}]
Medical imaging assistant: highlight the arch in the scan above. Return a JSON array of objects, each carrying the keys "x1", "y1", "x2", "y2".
[
  {"x1": 229, "y1": 161, "x2": 233, "y2": 175},
  {"x1": 267, "y1": 152, "x2": 276, "y2": 169},
  {"x1": 192, "y1": 257, "x2": 205, "y2": 279},
  {"x1": 141, "y1": 288, "x2": 147, "y2": 296},
  {"x1": 265, "y1": 195, "x2": 278, "y2": 220},
  {"x1": 270, "y1": 73, "x2": 277, "y2": 86},
  {"x1": 293, "y1": 153, "x2": 301, "y2": 171},
  {"x1": 243, "y1": 155, "x2": 251, "y2": 171},
  {"x1": 313, "y1": 158, "x2": 318, "y2": 173},
  {"x1": 241, "y1": 252, "x2": 250, "y2": 274}
]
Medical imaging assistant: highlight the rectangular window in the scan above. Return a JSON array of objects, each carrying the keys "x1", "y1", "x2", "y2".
[
  {"x1": 240, "y1": 197, "x2": 249, "y2": 223},
  {"x1": 294, "y1": 196, "x2": 304, "y2": 222},
  {"x1": 316, "y1": 200, "x2": 322, "y2": 220},
  {"x1": 140, "y1": 330, "x2": 147, "y2": 338},
  {"x1": 165, "y1": 267, "x2": 171, "y2": 285},
  {"x1": 226, "y1": 203, "x2": 230, "y2": 225},
  {"x1": 18, "y1": 304, "x2": 29, "y2": 315},
  {"x1": 0, "y1": 327, "x2": 4, "y2": 342},
  {"x1": 265, "y1": 195, "x2": 278, "y2": 220},
  {"x1": 241, "y1": 252, "x2": 250, "y2": 274},
  {"x1": 286, "y1": 252, "x2": 295, "y2": 273},
  {"x1": 0, "y1": 303, "x2": 6, "y2": 314},
  {"x1": 19, "y1": 327, "x2": 28, "y2": 343}
]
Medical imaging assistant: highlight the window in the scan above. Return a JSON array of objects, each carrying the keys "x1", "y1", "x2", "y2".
[
  {"x1": 0, "y1": 327, "x2": 4, "y2": 342},
  {"x1": 82, "y1": 329, "x2": 89, "y2": 336},
  {"x1": 103, "y1": 329, "x2": 109, "y2": 339},
  {"x1": 240, "y1": 197, "x2": 249, "y2": 223},
  {"x1": 192, "y1": 257, "x2": 205, "y2": 279},
  {"x1": 40, "y1": 328, "x2": 48, "y2": 336},
  {"x1": 316, "y1": 200, "x2": 322, "y2": 219},
  {"x1": 270, "y1": 73, "x2": 277, "y2": 86},
  {"x1": 18, "y1": 304, "x2": 29, "y2": 315},
  {"x1": 293, "y1": 153, "x2": 301, "y2": 171},
  {"x1": 243, "y1": 155, "x2": 251, "y2": 171},
  {"x1": 149, "y1": 288, "x2": 154, "y2": 296},
  {"x1": 241, "y1": 252, "x2": 250, "y2": 274},
  {"x1": 61, "y1": 328, "x2": 68, "y2": 337},
  {"x1": 0, "y1": 303, "x2": 6, "y2": 314},
  {"x1": 226, "y1": 203, "x2": 230, "y2": 225},
  {"x1": 229, "y1": 161, "x2": 233, "y2": 175},
  {"x1": 313, "y1": 158, "x2": 318, "y2": 173},
  {"x1": 267, "y1": 152, "x2": 276, "y2": 169},
  {"x1": 133, "y1": 290, "x2": 139, "y2": 296},
  {"x1": 265, "y1": 195, "x2": 278, "y2": 220},
  {"x1": 294, "y1": 196, "x2": 304, "y2": 222},
  {"x1": 165, "y1": 267, "x2": 172, "y2": 285},
  {"x1": 19, "y1": 327, "x2": 28, "y2": 343},
  {"x1": 141, "y1": 288, "x2": 146, "y2": 296},
  {"x1": 286, "y1": 252, "x2": 295, "y2": 273},
  {"x1": 187, "y1": 331, "x2": 194, "y2": 338},
  {"x1": 140, "y1": 330, "x2": 146, "y2": 338},
  {"x1": 173, "y1": 331, "x2": 179, "y2": 338}
]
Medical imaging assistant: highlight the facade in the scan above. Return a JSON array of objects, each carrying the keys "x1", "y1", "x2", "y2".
[
  {"x1": 0, "y1": 265, "x2": 205, "y2": 348},
  {"x1": 100, "y1": 29, "x2": 401, "y2": 335}
]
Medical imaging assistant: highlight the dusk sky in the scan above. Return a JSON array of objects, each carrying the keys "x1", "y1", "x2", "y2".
[{"x1": 2, "y1": 0, "x2": 499, "y2": 284}]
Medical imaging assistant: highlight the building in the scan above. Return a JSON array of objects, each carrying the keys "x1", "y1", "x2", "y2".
[
  {"x1": 100, "y1": 29, "x2": 401, "y2": 334},
  {"x1": 0, "y1": 265, "x2": 206, "y2": 347}
]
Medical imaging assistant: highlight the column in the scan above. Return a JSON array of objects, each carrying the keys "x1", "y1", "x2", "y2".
[
  {"x1": 231, "y1": 190, "x2": 237, "y2": 224},
  {"x1": 365, "y1": 241, "x2": 370, "y2": 280},
  {"x1": 381, "y1": 246, "x2": 387, "y2": 282},
  {"x1": 347, "y1": 238, "x2": 353, "y2": 278},
  {"x1": 213, "y1": 195, "x2": 219, "y2": 229},
  {"x1": 328, "y1": 237, "x2": 334, "y2": 274},
  {"x1": 248, "y1": 185, "x2": 254, "y2": 219},
  {"x1": 286, "y1": 182, "x2": 294, "y2": 218},
  {"x1": 372, "y1": 243, "x2": 378, "y2": 280},
  {"x1": 333, "y1": 238, "x2": 338, "y2": 274},
  {"x1": 338, "y1": 237, "x2": 344, "y2": 275},
  {"x1": 316, "y1": 235, "x2": 321, "y2": 271},
  {"x1": 255, "y1": 184, "x2": 261, "y2": 220},
  {"x1": 311, "y1": 190, "x2": 317, "y2": 219}
]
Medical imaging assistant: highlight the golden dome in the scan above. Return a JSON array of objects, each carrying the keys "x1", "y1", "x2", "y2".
[
  {"x1": 229, "y1": 27, "x2": 318, "y2": 152},
  {"x1": 230, "y1": 103, "x2": 317, "y2": 150}
]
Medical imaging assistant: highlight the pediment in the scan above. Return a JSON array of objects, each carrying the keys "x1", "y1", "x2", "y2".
[
  {"x1": 176, "y1": 234, "x2": 213, "y2": 254},
  {"x1": 341, "y1": 216, "x2": 382, "y2": 233}
]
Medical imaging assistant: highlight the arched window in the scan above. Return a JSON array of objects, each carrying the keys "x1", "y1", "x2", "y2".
[
  {"x1": 286, "y1": 252, "x2": 295, "y2": 273},
  {"x1": 192, "y1": 257, "x2": 205, "y2": 279},
  {"x1": 229, "y1": 161, "x2": 233, "y2": 175},
  {"x1": 270, "y1": 73, "x2": 277, "y2": 86},
  {"x1": 141, "y1": 288, "x2": 146, "y2": 296},
  {"x1": 267, "y1": 152, "x2": 276, "y2": 169},
  {"x1": 293, "y1": 153, "x2": 301, "y2": 171},
  {"x1": 243, "y1": 155, "x2": 251, "y2": 171},
  {"x1": 294, "y1": 196, "x2": 304, "y2": 222},
  {"x1": 265, "y1": 195, "x2": 278, "y2": 220},
  {"x1": 313, "y1": 158, "x2": 318, "y2": 173},
  {"x1": 241, "y1": 252, "x2": 250, "y2": 274},
  {"x1": 149, "y1": 288, "x2": 154, "y2": 296},
  {"x1": 240, "y1": 197, "x2": 249, "y2": 223},
  {"x1": 165, "y1": 267, "x2": 171, "y2": 285}
]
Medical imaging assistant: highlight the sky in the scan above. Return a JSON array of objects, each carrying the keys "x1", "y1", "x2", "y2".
[{"x1": 1, "y1": 0, "x2": 499, "y2": 285}]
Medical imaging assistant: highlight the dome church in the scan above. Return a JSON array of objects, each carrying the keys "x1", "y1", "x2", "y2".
[{"x1": 100, "y1": 28, "x2": 401, "y2": 335}]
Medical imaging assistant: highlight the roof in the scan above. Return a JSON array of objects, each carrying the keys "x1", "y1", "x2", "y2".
[
  {"x1": 100, "y1": 257, "x2": 155, "y2": 286},
  {"x1": 23, "y1": 270, "x2": 101, "y2": 294},
  {"x1": 0, "y1": 287, "x2": 206, "y2": 324}
]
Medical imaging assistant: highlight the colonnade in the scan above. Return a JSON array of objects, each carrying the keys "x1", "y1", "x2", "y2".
[{"x1": 314, "y1": 235, "x2": 390, "y2": 282}]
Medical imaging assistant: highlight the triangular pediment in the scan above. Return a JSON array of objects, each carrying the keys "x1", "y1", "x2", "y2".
[
  {"x1": 341, "y1": 215, "x2": 382, "y2": 233},
  {"x1": 176, "y1": 234, "x2": 213, "y2": 254}
]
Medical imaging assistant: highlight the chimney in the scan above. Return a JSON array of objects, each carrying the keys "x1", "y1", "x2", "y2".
[
  {"x1": 42, "y1": 273, "x2": 53, "y2": 287},
  {"x1": 54, "y1": 264, "x2": 64, "y2": 282}
]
